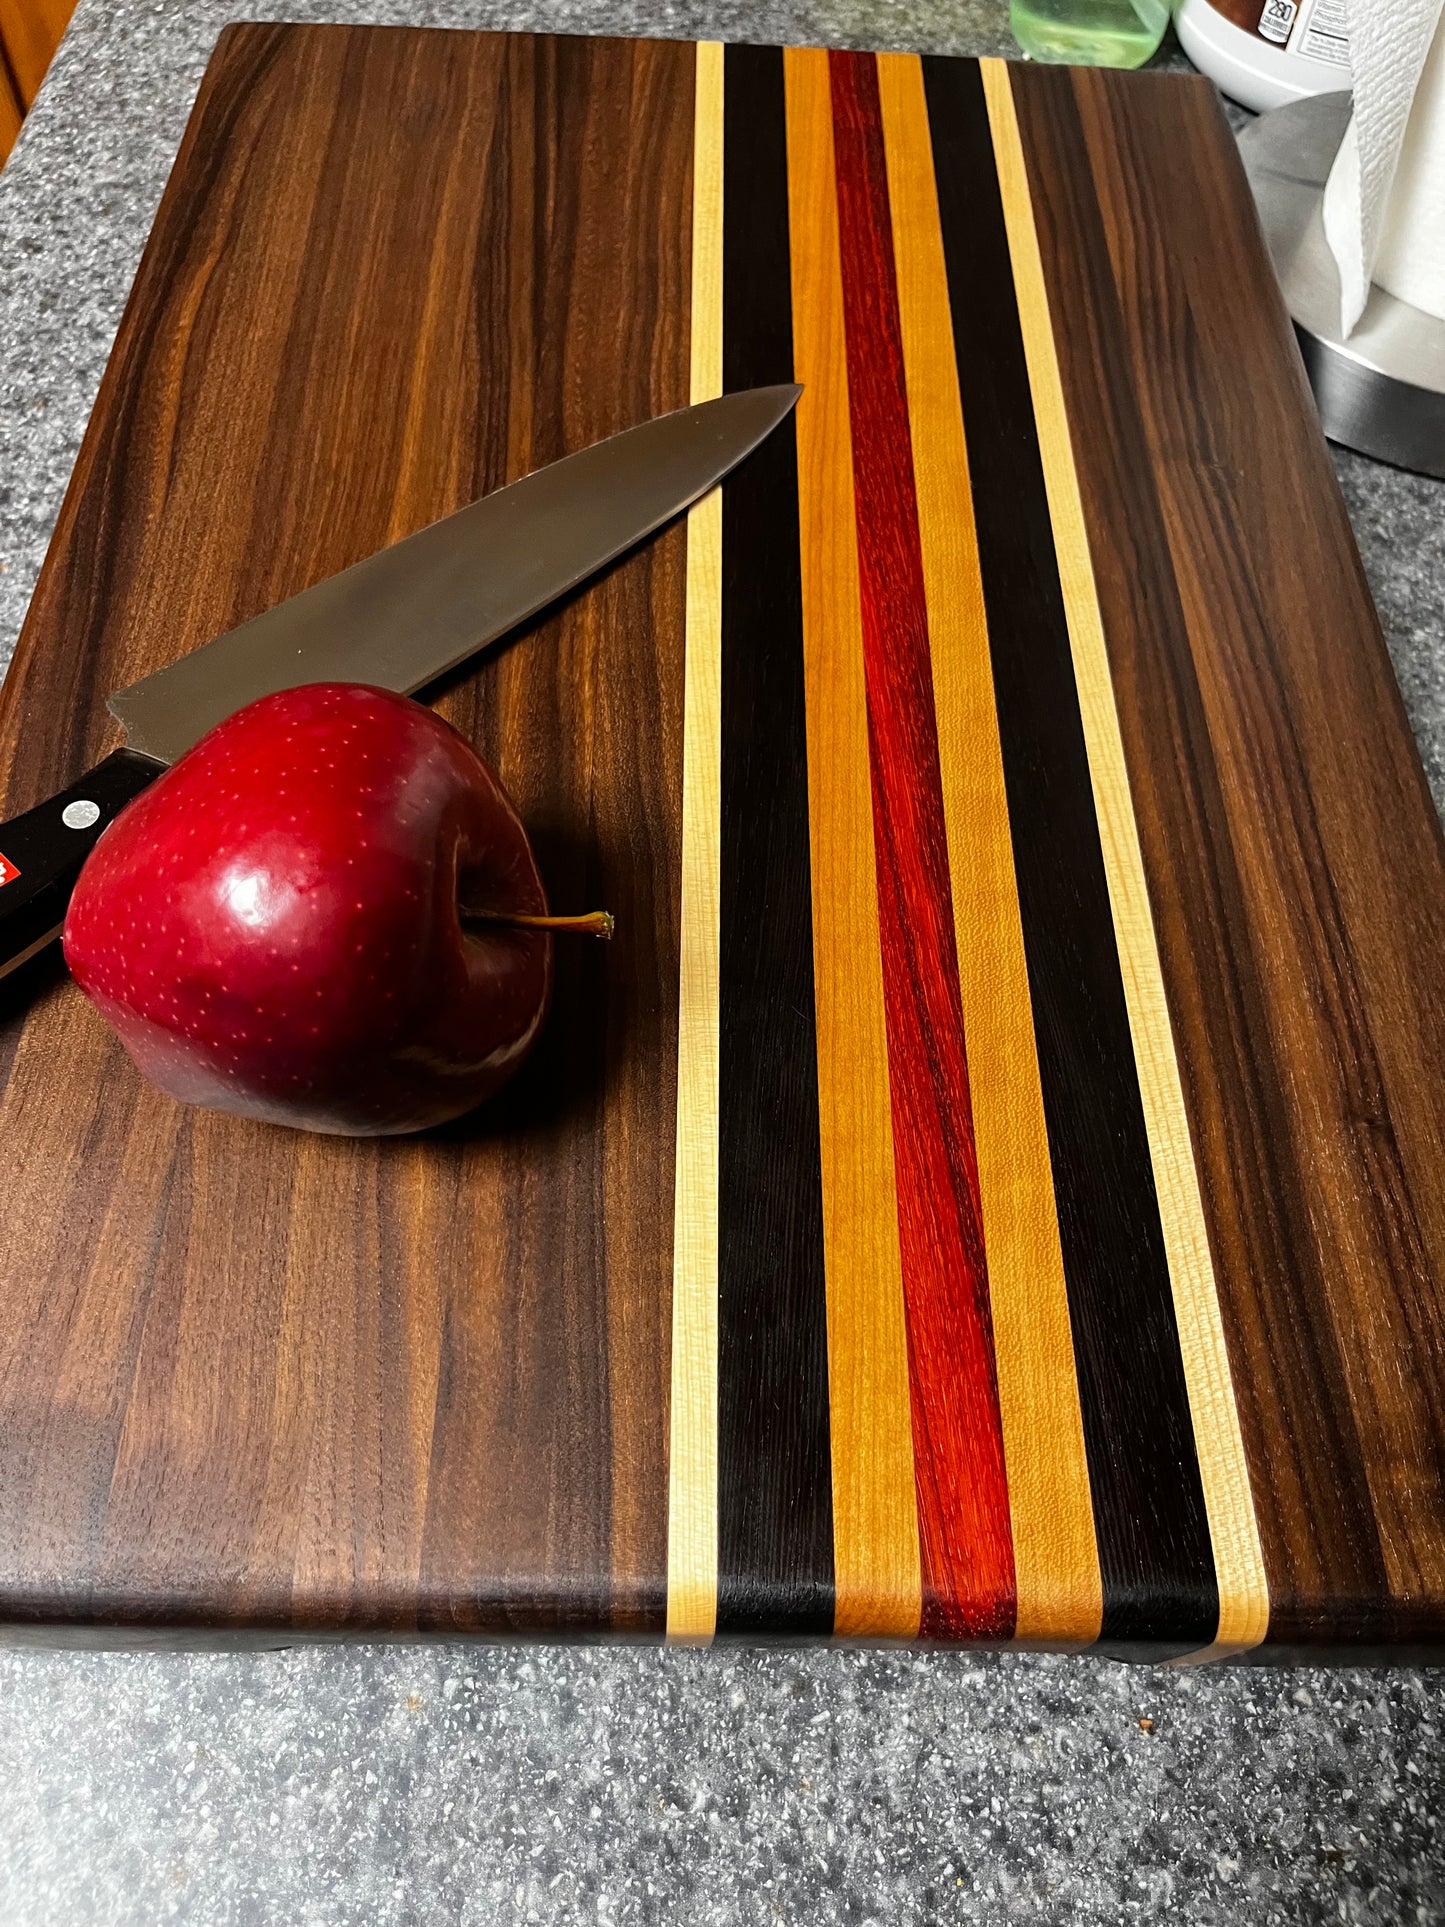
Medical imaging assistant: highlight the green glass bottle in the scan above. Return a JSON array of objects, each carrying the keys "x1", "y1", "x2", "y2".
[{"x1": 1010, "y1": 0, "x2": 1170, "y2": 66}]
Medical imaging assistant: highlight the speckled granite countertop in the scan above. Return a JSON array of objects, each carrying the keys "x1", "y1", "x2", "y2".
[{"x1": 0, "y1": 4, "x2": 1442, "y2": 1922}]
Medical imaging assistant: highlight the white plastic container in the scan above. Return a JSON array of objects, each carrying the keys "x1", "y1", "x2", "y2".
[{"x1": 1174, "y1": 0, "x2": 1350, "y2": 111}]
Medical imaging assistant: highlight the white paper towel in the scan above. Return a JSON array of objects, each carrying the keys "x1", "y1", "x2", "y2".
[
  {"x1": 1374, "y1": 20, "x2": 1445, "y2": 317},
  {"x1": 1322, "y1": 0, "x2": 1445, "y2": 334}
]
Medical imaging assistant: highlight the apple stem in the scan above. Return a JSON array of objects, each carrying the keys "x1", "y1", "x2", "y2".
[{"x1": 462, "y1": 908, "x2": 615, "y2": 939}]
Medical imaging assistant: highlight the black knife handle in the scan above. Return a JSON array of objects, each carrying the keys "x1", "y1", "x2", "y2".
[{"x1": 0, "y1": 748, "x2": 164, "y2": 980}]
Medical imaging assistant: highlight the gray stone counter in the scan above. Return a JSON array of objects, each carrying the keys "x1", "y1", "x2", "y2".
[{"x1": 0, "y1": 4, "x2": 1441, "y2": 1922}]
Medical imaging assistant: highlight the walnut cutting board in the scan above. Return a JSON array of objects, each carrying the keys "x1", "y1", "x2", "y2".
[{"x1": 0, "y1": 24, "x2": 1441, "y2": 1659}]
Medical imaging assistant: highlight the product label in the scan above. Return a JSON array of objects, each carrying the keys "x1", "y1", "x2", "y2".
[
  {"x1": 0, "y1": 853, "x2": 20, "y2": 887},
  {"x1": 1292, "y1": 0, "x2": 1350, "y2": 66},
  {"x1": 1208, "y1": 0, "x2": 1350, "y2": 55},
  {"x1": 1257, "y1": 0, "x2": 1297, "y2": 43}
]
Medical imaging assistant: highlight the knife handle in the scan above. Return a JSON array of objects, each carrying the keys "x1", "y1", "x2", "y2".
[{"x1": 0, "y1": 748, "x2": 163, "y2": 981}]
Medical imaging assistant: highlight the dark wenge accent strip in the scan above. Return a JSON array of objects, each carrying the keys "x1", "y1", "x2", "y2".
[
  {"x1": 715, "y1": 41, "x2": 834, "y2": 1636},
  {"x1": 922, "y1": 55, "x2": 1217, "y2": 1654}
]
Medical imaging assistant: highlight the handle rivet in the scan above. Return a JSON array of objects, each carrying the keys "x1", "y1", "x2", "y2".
[{"x1": 61, "y1": 800, "x2": 101, "y2": 831}]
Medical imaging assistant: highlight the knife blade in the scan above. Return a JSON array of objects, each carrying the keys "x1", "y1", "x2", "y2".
[{"x1": 0, "y1": 383, "x2": 800, "y2": 980}]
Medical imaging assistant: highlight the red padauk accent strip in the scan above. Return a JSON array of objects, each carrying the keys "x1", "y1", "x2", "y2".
[{"x1": 827, "y1": 49, "x2": 1016, "y2": 1639}]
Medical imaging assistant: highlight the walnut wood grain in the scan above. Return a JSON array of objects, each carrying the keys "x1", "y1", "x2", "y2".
[{"x1": 0, "y1": 22, "x2": 693, "y2": 1633}]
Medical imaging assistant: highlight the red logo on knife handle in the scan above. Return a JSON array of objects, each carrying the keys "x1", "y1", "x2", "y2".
[{"x1": 0, "y1": 854, "x2": 19, "y2": 887}]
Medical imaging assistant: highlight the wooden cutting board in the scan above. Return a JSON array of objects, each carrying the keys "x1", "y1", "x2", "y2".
[{"x1": 0, "y1": 23, "x2": 1441, "y2": 1660}]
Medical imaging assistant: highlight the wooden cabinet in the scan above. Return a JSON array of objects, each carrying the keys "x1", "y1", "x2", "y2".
[
  {"x1": 0, "y1": 56, "x2": 21, "y2": 157},
  {"x1": 0, "y1": 0, "x2": 75, "y2": 161}
]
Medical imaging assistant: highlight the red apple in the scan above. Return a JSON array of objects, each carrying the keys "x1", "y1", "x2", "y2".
[{"x1": 62, "y1": 682, "x2": 588, "y2": 1136}]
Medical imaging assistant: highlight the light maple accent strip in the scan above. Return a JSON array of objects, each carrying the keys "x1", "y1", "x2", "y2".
[
  {"x1": 981, "y1": 57, "x2": 1269, "y2": 1658},
  {"x1": 666, "y1": 37, "x2": 724, "y2": 1645},
  {"x1": 876, "y1": 51, "x2": 1101, "y2": 1647},
  {"x1": 784, "y1": 44, "x2": 921, "y2": 1640}
]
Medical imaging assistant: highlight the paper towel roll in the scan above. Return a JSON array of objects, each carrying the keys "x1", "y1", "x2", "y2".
[
  {"x1": 1374, "y1": 20, "x2": 1445, "y2": 319},
  {"x1": 1322, "y1": 0, "x2": 1445, "y2": 334}
]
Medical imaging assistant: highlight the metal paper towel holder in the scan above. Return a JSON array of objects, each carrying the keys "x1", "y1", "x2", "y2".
[{"x1": 1239, "y1": 91, "x2": 1445, "y2": 479}]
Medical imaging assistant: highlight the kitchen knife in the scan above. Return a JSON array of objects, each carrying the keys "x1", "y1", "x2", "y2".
[{"x1": 0, "y1": 383, "x2": 801, "y2": 980}]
